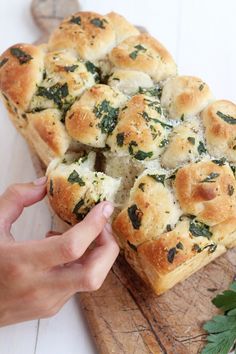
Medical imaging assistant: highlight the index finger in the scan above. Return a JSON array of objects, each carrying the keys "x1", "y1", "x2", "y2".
[{"x1": 19, "y1": 201, "x2": 114, "y2": 269}]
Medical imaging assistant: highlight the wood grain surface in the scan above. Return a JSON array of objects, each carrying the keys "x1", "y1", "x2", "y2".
[{"x1": 30, "y1": 1, "x2": 236, "y2": 353}]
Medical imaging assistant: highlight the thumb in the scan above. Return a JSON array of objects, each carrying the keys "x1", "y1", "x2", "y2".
[{"x1": 0, "y1": 176, "x2": 47, "y2": 231}]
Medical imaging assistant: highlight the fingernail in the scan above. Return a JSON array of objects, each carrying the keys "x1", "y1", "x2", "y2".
[
  {"x1": 102, "y1": 203, "x2": 114, "y2": 219},
  {"x1": 33, "y1": 176, "x2": 47, "y2": 186},
  {"x1": 105, "y1": 223, "x2": 113, "y2": 234}
]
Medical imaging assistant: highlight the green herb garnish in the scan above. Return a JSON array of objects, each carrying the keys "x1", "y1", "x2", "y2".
[
  {"x1": 189, "y1": 219, "x2": 212, "y2": 239},
  {"x1": 141, "y1": 111, "x2": 173, "y2": 129},
  {"x1": 187, "y1": 137, "x2": 195, "y2": 145},
  {"x1": 201, "y1": 172, "x2": 220, "y2": 183},
  {"x1": 167, "y1": 247, "x2": 177, "y2": 263},
  {"x1": 69, "y1": 16, "x2": 81, "y2": 25},
  {"x1": 36, "y1": 83, "x2": 69, "y2": 110},
  {"x1": 93, "y1": 99, "x2": 119, "y2": 134},
  {"x1": 133, "y1": 150, "x2": 153, "y2": 160},
  {"x1": 49, "y1": 179, "x2": 53, "y2": 196},
  {"x1": 176, "y1": 242, "x2": 184, "y2": 250},
  {"x1": 198, "y1": 141, "x2": 207, "y2": 155},
  {"x1": 148, "y1": 174, "x2": 166, "y2": 185},
  {"x1": 201, "y1": 281, "x2": 236, "y2": 354},
  {"x1": 127, "y1": 204, "x2": 143, "y2": 229},
  {"x1": 73, "y1": 199, "x2": 85, "y2": 220},
  {"x1": 138, "y1": 183, "x2": 145, "y2": 192},
  {"x1": 116, "y1": 132, "x2": 125, "y2": 147},
  {"x1": 212, "y1": 157, "x2": 226, "y2": 166},
  {"x1": 129, "y1": 44, "x2": 147, "y2": 60},
  {"x1": 138, "y1": 86, "x2": 162, "y2": 99},
  {"x1": 64, "y1": 65, "x2": 78, "y2": 72},
  {"x1": 10, "y1": 47, "x2": 32, "y2": 65},
  {"x1": 90, "y1": 18, "x2": 107, "y2": 29},
  {"x1": 159, "y1": 139, "x2": 169, "y2": 148},
  {"x1": 192, "y1": 243, "x2": 202, "y2": 253},
  {"x1": 199, "y1": 83, "x2": 205, "y2": 91},
  {"x1": 217, "y1": 111, "x2": 236, "y2": 125},
  {"x1": 85, "y1": 61, "x2": 100, "y2": 81},
  {"x1": 68, "y1": 170, "x2": 85, "y2": 186},
  {"x1": 0, "y1": 57, "x2": 8, "y2": 68},
  {"x1": 128, "y1": 140, "x2": 153, "y2": 160},
  {"x1": 127, "y1": 240, "x2": 137, "y2": 252},
  {"x1": 203, "y1": 243, "x2": 217, "y2": 254},
  {"x1": 228, "y1": 184, "x2": 234, "y2": 196}
]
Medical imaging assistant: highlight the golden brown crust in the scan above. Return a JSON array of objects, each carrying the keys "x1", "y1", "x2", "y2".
[
  {"x1": 174, "y1": 160, "x2": 236, "y2": 226},
  {"x1": 161, "y1": 118, "x2": 202, "y2": 169},
  {"x1": 137, "y1": 220, "x2": 226, "y2": 294},
  {"x1": 48, "y1": 12, "x2": 116, "y2": 62},
  {"x1": 201, "y1": 100, "x2": 236, "y2": 162},
  {"x1": 107, "y1": 12, "x2": 140, "y2": 44},
  {"x1": 0, "y1": 43, "x2": 45, "y2": 111},
  {"x1": 65, "y1": 84, "x2": 127, "y2": 147},
  {"x1": 47, "y1": 155, "x2": 120, "y2": 225},
  {"x1": 107, "y1": 93, "x2": 169, "y2": 160},
  {"x1": 138, "y1": 222, "x2": 196, "y2": 275},
  {"x1": 211, "y1": 213, "x2": 236, "y2": 248},
  {"x1": 161, "y1": 76, "x2": 213, "y2": 119},
  {"x1": 26, "y1": 109, "x2": 71, "y2": 165},
  {"x1": 109, "y1": 33, "x2": 177, "y2": 82},
  {"x1": 113, "y1": 172, "x2": 181, "y2": 247}
]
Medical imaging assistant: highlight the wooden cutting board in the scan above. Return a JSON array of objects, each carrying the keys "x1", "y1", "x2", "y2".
[{"x1": 30, "y1": 1, "x2": 236, "y2": 353}]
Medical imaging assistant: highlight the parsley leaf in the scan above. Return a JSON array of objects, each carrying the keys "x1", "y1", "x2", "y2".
[
  {"x1": 10, "y1": 47, "x2": 32, "y2": 65},
  {"x1": 90, "y1": 18, "x2": 107, "y2": 29},
  {"x1": 93, "y1": 100, "x2": 119, "y2": 134},
  {"x1": 67, "y1": 170, "x2": 85, "y2": 186},
  {"x1": 198, "y1": 141, "x2": 207, "y2": 155},
  {"x1": 69, "y1": 16, "x2": 81, "y2": 25},
  {"x1": 217, "y1": 111, "x2": 236, "y2": 125},
  {"x1": 201, "y1": 281, "x2": 236, "y2": 354},
  {"x1": 36, "y1": 83, "x2": 69, "y2": 110},
  {"x1": 148, "y1": 174, "x2": 166, "y2": 185},
  {"x1": 189, "y1": 219, "x2": 212, "y2": 239},
  {"x1": 127, "y1": 204, "x2": 143, "y2": 229},
  {"x1": 116, "y1": 132, "x2": 125, "y2": 147},
  {"x1": 129, "y1": 44, "x2": 147, "y2": 60},
  {"x1": 201, "y1": 172, "x2": 220, "y2": 183},
  {"x1": 0, "y1": 57, "x2": 8, "y2": 68}
]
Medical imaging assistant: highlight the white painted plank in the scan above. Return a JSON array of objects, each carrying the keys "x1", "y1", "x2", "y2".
[
  {"x1": 35, "y1": 296, "x2": 97, "y2": 354},
  {"x1": 0, "y1": 321, "x2": 39, "y2": 354}
]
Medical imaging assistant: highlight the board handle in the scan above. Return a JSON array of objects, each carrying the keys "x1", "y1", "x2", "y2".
[{"x1": 31, "y1": 0, "x2": 80, "y2": 36}]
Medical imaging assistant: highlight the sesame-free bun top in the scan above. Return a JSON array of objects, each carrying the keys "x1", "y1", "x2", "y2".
[
  {"x1": 109, "y1": 33, "x2": 177, "y2": 83},
  {"x1": 65, "y1": 84, "x2": 127, "y2": 148},
  {"x1": 106, "y1": 93, "x2": 171, "y2": 161},
  {"x1": 161, "y1": 76, "x2": 213, "y2": 119},
  {"x1": 48, "y1": 11, "x2": 139, "y2": 63},
  {"x1": 174, "y1": 160, "x2": 236, "y2": 226},
  {"x1": 201, "y1": 100, "x2": 236, "y2": 163}
]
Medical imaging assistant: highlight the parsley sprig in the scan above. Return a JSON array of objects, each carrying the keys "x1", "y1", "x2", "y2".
[{"x1": 202, "y1": 281, "x2": 236, "y2": 354}]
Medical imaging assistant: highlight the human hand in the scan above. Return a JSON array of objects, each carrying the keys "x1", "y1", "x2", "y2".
[{"x1": 0, "y1": 177, "x2": 119, "y2": 326}]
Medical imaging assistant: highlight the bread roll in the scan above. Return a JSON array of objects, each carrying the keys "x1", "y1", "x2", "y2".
[{"x1": 0, "y1": 10, "x2": 235, "y2": 295}]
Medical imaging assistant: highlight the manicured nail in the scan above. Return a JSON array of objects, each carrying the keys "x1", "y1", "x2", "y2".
[
  {"x1": 102, "y1": 203, "x2": 114, "y2": 219},
  {"x1": 33, "y1": 176, "x2": 47, "y2": 186}
]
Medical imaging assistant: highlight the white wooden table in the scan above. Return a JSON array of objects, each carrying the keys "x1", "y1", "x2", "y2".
[{"x1": 0, "y1": 0, "x2": 235, "y2": 353}]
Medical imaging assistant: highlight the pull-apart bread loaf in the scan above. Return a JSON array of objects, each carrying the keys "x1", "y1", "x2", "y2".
[{"x1": 0, "y1": 11, "x2": 236, "y2": 295}]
